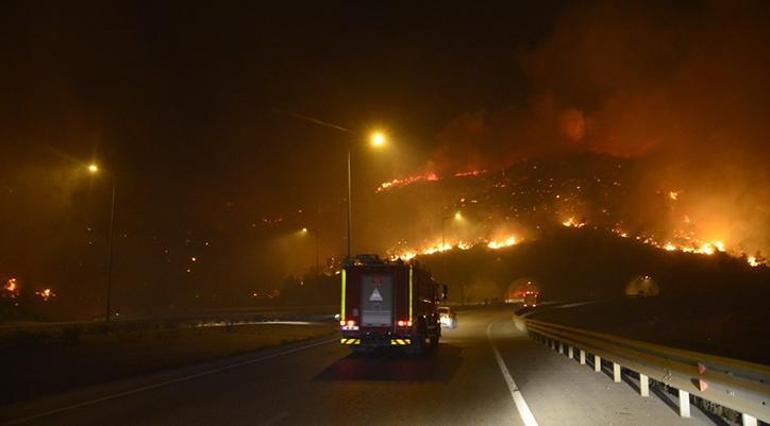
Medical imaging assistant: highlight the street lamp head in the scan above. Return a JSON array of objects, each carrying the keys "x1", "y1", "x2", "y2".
[
  {"x1": 370, "y1": 131, "x2": 386, "y2": 147},
  {"x1": 301, "y1": 227, "x2": 309, "y2": 233},
  {"x1": 88, "y1": 163, "x2": 99, "y2": 174},
  {"x1": 454, "y1": 211, "x2": 463, "y2": 221}
]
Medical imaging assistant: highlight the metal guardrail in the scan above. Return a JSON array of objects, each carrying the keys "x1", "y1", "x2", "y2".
[{"x1": 515, "y1": 315, "x2": 770, "y2": 426}]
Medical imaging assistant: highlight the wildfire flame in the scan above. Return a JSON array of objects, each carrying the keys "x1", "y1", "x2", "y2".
[
  {"x1": 388, "y1": 220, "x2": 764, "y2": 268},
  {"x1": 377, "y1": 169, "x2": 764, "y2": 268},
  {"x1": 454, "y1": 169, "x2": 487, "y2": 178},
  {"x1": 562, "y1": 217, "x2": 586, "y2": 228},
  {"x1": 487, "y1": 236, "x2": 517, "y2": 249},
  {"x1": 376, "y1": 169, "x2": 488, "y2": 193},
  {"x1": 389, "y1": 235, "x2": 520, "y2": 261},
  {"x1": 607, "y1": 226, "x2": 761, "y2": 266},
  {"x1": 2, "y1": 277, "x2": 20, "y2": 298},
  {"x1": 376, "y1": 172, "x2": 439, "y2": 193},
  {"x1": 34, "y1": 288, "x2": 56, "y2": 301}
]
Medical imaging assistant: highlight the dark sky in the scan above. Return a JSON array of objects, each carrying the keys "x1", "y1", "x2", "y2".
[
  {"x1": 0, "y1": 1, "x2": 567, "y2": 314},
  {"x1": 0, "y1": 1, "x2": 568, "y2": 208},
  {"x1": 3, "y1": 1, "x2": 769, "y2": 317}
]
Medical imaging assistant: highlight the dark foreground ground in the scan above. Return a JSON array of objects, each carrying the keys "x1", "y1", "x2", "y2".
[
  {"x1": 1, "y1": 306, "x2": 721, "y2": 425},
  {"x1": 0, "y1": 322, "x2": 336, "y2": 405}
]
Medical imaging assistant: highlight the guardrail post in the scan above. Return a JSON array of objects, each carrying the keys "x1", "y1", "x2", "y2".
[
  {"x1": 613, "y1": 362, "x2": 621, "y2": 382},
  {"x1": 568, "y1": 345, "x2": 574, "y2": 359},
  {"x1": 639, "y1": 373, "x2": 649, "y2": 397},
  {"x1": 741, "y1": 413, "x2": 757, "y2": 426},
  {"x1": 594, "y1": 355, "x2": 601, "y2": 372},
  {"x1": 678, "y1": 389, "x2": 691, "y2": 418},
  {"x1": 579, "y1": 349, "x2": 586, "y2": 365}
]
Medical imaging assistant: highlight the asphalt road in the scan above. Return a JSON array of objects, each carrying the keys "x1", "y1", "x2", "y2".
[{"x1": 0, "y1": 306, "x2": 720, "y2": 425}]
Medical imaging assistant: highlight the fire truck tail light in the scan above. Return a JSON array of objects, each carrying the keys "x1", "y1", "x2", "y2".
[{"x1": 341, "y1": 319, "x2": 359, "y2": 331}]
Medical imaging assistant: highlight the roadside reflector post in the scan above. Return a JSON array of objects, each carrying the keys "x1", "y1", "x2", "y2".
[
  {"x1": 613, "y1": 362, "x2": 621, "y2": 383},
  {"x1": 594, "y1": 355, "x2": 601, "y2": 372},
  {"x1": 639, "y1": 373, "x2": 649, "y2": 397},
  {"x1": 568, "y1": 345, "x2": 574, "y2": 359},
  {"x1": 579, "y1": 349, "x2": 586, "y2": 365},
  {"x1": 742, "y1": 413, "x2": 758, "y2": 426},
  {"x1": 678, "y1": 389, "x2": 691, "y2": 418},
  {"x1": 408, "y1": 266, "x2": 414, "y2": 324}
]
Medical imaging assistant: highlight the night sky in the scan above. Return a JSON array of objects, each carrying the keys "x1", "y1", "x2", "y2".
[{"x1": 2, "y1": 1, "x2": 769, "y2": 317}]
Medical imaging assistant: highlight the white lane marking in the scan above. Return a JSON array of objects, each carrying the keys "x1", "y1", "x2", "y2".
[
  {"x1": 2, "y1": 337, "x2": 338, "y2": 425},
  {"x1": 193, "y1": 320, "x2": 314, "y2": 328},
  {"x1": 487, "y1": 320, "x2": 539, "y2": 426}
]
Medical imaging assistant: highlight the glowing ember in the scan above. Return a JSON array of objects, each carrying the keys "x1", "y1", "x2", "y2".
[
  {"x1": 377, "y1": 168, "x2": 487, "y2": 193},
  {"x1": 34, "y1": 288, "x2": 56, "y2": 301},
  {"x1": 747, "y1": 256, "x2": 762, "y2": 267},
  {"x1": 562, "y1": 217, "x2": 586, "y2": 228},
  {"x1": 376, "y1": 172, "x2": 439, "y2": 193},
  {"x1": 398, "y1": 251, "x2": 417, "y2": 261},
  {"x1": 668, "y1": 191, "x2": 680, "y2": 201},
  {"x1": 454, "y1": 169, "x2": 487, "y2": 178}
]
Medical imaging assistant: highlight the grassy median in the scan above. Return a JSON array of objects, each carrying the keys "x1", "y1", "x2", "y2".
[{"x1": 0, "y1": 321, "x2": 337, "y2": 405}]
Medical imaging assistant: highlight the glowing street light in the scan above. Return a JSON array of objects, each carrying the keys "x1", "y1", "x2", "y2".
[
  {"x1": 298, "y1": 227, "x2": 320, "y2": 274},
  {"x1": 370, "y1": 131, "x2": 386, "y2": 147},
  {"x1": 273, "y1": 110, "x2": 389, "y2": 259},
  {"x1": 88, "y1": 163, "x2": 99, "y2": 174},
  {"x1": 442, "y1": 211, "x2": 464, "y2": 246}
]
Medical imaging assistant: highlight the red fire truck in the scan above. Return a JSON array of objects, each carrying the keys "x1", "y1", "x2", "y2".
[{"x1": 339, "y1": 255, "x2": 445, "y2": 354}]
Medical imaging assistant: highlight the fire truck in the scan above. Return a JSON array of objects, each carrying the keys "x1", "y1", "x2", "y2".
[{"x1": 339, "y1": 255, "x2": 445, "y2": 353}]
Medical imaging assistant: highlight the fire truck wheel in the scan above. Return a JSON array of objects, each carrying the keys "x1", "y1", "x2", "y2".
[{"x1": 407, "y1": 333, "x2": 425, "y2": 355}]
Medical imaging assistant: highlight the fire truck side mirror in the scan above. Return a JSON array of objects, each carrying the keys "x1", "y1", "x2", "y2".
[{"x1": 442, "y1": 284, "x2": 448, "y2": 301}]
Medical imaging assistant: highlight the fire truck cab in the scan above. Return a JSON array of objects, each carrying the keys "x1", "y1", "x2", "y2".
[{"x1": 339, "y1": 255, "x2": 444, "y2": 354}]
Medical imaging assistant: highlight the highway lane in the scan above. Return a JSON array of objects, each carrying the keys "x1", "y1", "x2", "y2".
[{"x1": 1, "y1": 306, "x2": 719, "y2": 425}]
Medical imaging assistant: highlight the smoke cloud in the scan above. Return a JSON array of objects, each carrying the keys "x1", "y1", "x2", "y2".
[{"x1": 432, "y1": 1, "x2": 770, "y2": 254}]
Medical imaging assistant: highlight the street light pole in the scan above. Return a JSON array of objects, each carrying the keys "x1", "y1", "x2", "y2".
[
  {"x1": 105, "y1": 180, "x2": 117, "y2": 322},
  {"x1": 315, "y1": 229, "x2": 320, "y2": 275},
  {"x1": 346, "y1": 146, "x2": 352, "y2": 260},
  {"x1": 271, "y1": 110, "x2": 385, "y2": 262}
]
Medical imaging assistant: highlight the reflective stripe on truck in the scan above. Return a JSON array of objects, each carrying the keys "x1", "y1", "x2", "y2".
[{"x1": 340, "y1": 269, "x2": 346, "y2": 322}]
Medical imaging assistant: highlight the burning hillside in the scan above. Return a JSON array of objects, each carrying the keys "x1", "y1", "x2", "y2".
[{"x1": 375, "y1": 154, "x2": 766, "y2": 268}]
